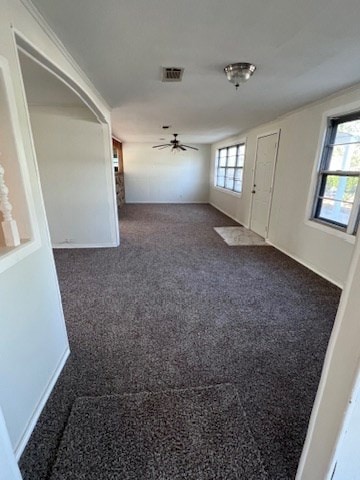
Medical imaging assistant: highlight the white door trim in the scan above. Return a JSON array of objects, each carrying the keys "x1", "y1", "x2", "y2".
[{"x1": 249, "y1": 129, "x2": 281, "y2": 238}]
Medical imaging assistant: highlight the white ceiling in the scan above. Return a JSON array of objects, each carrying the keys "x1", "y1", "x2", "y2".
[{"x1": 28, "y1": 0, "x2": 360, "y2": 144}]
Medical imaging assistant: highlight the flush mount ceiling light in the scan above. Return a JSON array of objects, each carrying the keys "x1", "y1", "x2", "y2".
[{"x1": 224, "y1": 62, "x2": 256, "y2": 90}]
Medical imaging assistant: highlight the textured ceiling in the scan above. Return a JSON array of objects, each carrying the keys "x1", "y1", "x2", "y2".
[{"x1": 28, "y1": 0, "x2": 360, "y2": 143}]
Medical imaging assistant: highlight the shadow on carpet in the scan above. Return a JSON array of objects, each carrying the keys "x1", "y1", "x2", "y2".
[{"x1": 50, "y1": 384, "x2": 267, "y2": 480}]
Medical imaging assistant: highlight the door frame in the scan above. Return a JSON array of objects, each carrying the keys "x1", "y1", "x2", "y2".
[{"x1": 249, "y1": 129, "x2": 281, "y2": 239}]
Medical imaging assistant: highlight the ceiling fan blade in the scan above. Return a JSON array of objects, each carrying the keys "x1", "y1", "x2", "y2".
[
  {"x1": 159, "y1": 145, "x2": 170, "y2": 149},
  {"x1": 181, "y1": 145, "x2": 199, "y2": 150},
  {"x1": 152, "y1": 144, "x2": 171, "y2": 148},
  {"x1": 179, "y1": 146, "x2": 187, "y2": 151}
]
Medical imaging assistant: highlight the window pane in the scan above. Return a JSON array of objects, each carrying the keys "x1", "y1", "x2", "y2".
[
  {"x1": 216, "y1": 144, "x2": 245, "y2": 193},
  {"x1": 314, "y1": 113, "x2": 360, "y2": 234},
  {"x1": 217, "y1": 176, "x2": 225, "y2": 188},
  {"x1": 234, "y1": 168, "x2": 243, "y2": 181},
  {"x1": 236, "y1": 154, "x2": 245, "y2": 167},
  {"x1": 219, "y1": 157, "x2": 227, "y2": 167},
  {"x1": 227, "y1": 155, "x2": 237, "y2": 167},
  {"x1": 226, "y1": 168, "x2": 235, "y2": 179},
  {"x1": 234, "y1": 180, "x2": 242, "y2": 193},
  {"x1": 228, "y1": 146, "x2": 237, "y2": 157},
  {"x1": 225, "y1": 177, "x2": 234, "y2": 189},
  {"x1": 238, "y1": 144, "x2": 245, "y2": 156},
  {"x1": 328, "y1": 144, "x2": 360, "y2": 172},
  {"x1": 217, "y1": 167, "x2": 226, "y2": 177},
  {"x1": 334, "y1": 119, "x2": 360, "y2": 145},
  {"x1": 323, "y1": 175, "x2": 359, "y2": 204},
  {"x1": 318, "y1": 199, "x2": 352, "y2": 226},
  {"x1": 219, "y1": 151, "x2": 227, "y2": 167}
]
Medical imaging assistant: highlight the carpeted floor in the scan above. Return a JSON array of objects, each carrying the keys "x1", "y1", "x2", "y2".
[
  {"x1": 20, "y1": 204, "x2": 341, "y2": 479},
  {"x1": 50, "y1": 384, "x2": 267, "y2": 480}
]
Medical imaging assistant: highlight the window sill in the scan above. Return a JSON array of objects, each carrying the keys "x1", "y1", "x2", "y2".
[
  {"x1": 212, "y1": 186, "x2": 242, "y2": 198},
  {"x1": 305, "y1": 219, "x2": 356, "y2": 245}
]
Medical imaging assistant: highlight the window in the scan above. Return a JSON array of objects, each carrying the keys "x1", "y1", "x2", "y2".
[
  {"x1": 313, "y1": 112, "x2": 360, "y2": 234},
  {"x1": 215, "y1": 144, "x2": 245, "y2": 193}
]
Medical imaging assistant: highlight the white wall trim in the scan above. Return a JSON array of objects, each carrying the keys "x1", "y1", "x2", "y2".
[
  {"x1": 52, "y1": 242, "x2": 119, "y2": 249},
  {"x1": 112, "y1": 134, "x2": 123, "y2": 144},
  {"x1": 102, "y1": 124, "x2": 120, "y2": 247},
  {"x1": 126, "y1": 201, "x2": 209, "y2": 205},
  {"x1": 18, "y1": 0, "x2": 110, "y2": 111},
  {"x1": 305, "y1": 98, "x2": 360, "y2": 233},
  {"x1": 14, "y1": 346, "x2": 70, "y2": 460},
  {"x1": 14, "y1": 31, "x2": 107, "y2": 124},
  {"x1": 265, "y1": 239, "x2": 343, "y2": 289},
  {"x1": 305, "y1": 219, "x2": 356, "y2": 245},
  {"x1": 211, "y1": 186, "x2": 242, "y2": 198},
  {"x1": 209, "y1": 202, "x2": 244, "y2": 226}
]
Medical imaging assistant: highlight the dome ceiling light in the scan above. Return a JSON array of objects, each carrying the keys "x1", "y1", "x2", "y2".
[{"x1": 224, "y1": 62, "x2": 256, "y2": 90}]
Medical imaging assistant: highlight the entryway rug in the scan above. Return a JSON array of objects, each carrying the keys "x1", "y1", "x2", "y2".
[
  {"x1": 50, "y1": 384, "x2": 267, "y2": 480},
  {"x1": 214, "y1": 226, "x2": 268, "y2": 246}
]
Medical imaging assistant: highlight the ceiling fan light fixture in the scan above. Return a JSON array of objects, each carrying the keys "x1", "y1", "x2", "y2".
[
  {"x1": 224, "y1": 62, "x2": 256, "y2": 90},
  {"x1": 152, "y1": 133, "x2": 198, "y2": 152}
]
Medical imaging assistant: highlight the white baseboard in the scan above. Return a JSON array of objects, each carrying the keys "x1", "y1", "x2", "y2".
[
  {"x1": 209, "y1": 202, "x2": 242, "y2": 225},
  {"x1": 209, "y1": 202, "x2": 341, "y2": 287},
  {"x1": 125, "y1": 201, "x2": 208, "y2": 204},
  {"x1": 52, "y1": 242, "x2": 119, "y2": 249},
  {"x1": 14, "y1": 347, "x2": 70, "y2": 460},
  {"x1": 265, "y1": 239, "x2": 343, "y2": 289}
]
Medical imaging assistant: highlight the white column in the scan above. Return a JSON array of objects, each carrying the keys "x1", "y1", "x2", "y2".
[{"x1": 0, "y1": 163, "x2": 20, "y2": 247}]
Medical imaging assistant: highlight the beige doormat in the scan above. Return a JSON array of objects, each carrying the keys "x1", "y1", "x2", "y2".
[{"x1": 214, "y1": 226, "x2": 269, "y2": 246}]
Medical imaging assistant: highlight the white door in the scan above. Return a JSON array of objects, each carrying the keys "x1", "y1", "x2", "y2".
[{"x1": 250, "y1": 132, "x2": 279, "y2": 238}]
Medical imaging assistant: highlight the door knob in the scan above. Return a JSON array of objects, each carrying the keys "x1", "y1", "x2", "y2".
[{"x1": 252, "y1": 190, "x2": 256, "y2": 194}]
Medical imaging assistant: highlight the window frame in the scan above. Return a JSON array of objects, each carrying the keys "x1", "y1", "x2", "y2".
[
  {"x1": 215, "y1": 143, "x2": 245, "y2": 194},
  {"x1": 312, "y1": 111, "x2": 360, "y2": 235}
]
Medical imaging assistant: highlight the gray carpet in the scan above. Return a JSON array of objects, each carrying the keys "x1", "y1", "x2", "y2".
[
  {"x1": 50, "y1": 384, "x2": 267, "y2": 480},
  {"x1": 20, "y1": 204, "x2": 341, "y2": 479}
]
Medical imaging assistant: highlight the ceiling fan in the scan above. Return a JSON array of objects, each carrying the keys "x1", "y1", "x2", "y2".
[{"x1": 152, "y1": 133, "x2": 198, "y2": 151}]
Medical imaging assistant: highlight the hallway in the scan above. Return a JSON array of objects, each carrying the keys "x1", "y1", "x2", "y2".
[{"x1": 20, "y1": 205, "x2": 340, "y2": 479}]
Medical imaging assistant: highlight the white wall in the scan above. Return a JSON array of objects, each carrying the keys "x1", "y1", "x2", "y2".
[
  {"x1": 0, "y1": 0, "x2": 112, "y2": 461},
  {"x1": 0, "y1": 407, "x2": 22, "y2": 480},
  {"x1": 297, "y1": 233, "x2": 360, "y2": 479},
  {"x1": 123, "y1": 143, "x2": 210, "y2": 203},
  {"x1": 209, "y1": 86, "x2": 360, "y2": 287},
  {"x1": 332, "y1": 378, "x2": 360, "y2": 480},
  {"x1": 29, "y1": 106, "x2": 117, "y2": 247}
]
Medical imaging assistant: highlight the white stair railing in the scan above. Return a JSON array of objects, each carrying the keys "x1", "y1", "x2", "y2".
[{"x1": 0, "y1": 163, "x2": 20, "y2": 247}]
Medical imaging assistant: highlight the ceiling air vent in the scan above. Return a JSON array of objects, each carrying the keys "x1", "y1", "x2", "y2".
[{"x1": 162, "y1": 67, "x2": 184, "y2": 82}]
